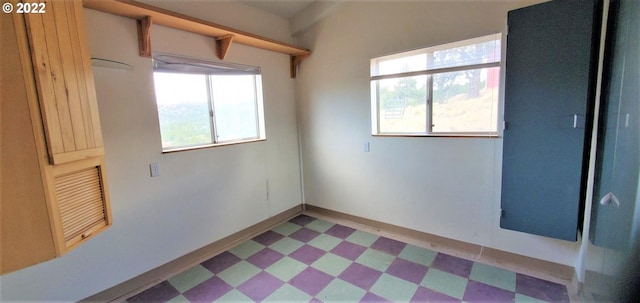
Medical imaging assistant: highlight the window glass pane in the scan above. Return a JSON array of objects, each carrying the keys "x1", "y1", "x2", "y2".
[
  {"x1": 153, "y1": 72, "x2": 212, "y2": 149},
  {"x1": 374, "y1": 54, "x2": 426, "y2": 77},
  {"x1": 431, "y1": 67, "x2": 499, "y2": 132},
  {"x1": 210, "y1": 75, "x2": 259, "y2": 142},
  {"x1": 430, "y1": 39, "x2": 501, "y2": 70},
  {"x1": 377, "y1": 75, "x2": 427, "y2": 133}
]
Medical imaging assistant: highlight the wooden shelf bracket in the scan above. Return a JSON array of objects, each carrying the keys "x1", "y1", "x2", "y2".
[
  {"x1": 136, "y1": 15, "x2": 152, "y2": 57},
  {"x1": 291, "y1": 54, "x2": 309, "y2": 78},
  {"x1": 215, "y1": 34, "x2": 234, "y2": 60},
  {"x1": 83, "y1": 0, "x2": 311, "y2": 78}
]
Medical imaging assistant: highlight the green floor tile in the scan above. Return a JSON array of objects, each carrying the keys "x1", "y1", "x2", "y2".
[
  {"x1": 271, "y1": 221, "x2": 303, "y2": 236},
  {"x1": 228, "y1": 240, "x2": 265, "y2": 259},
  {"x1": 421, "y1": 268, "x2": 468, "y2": 299},
  {"x1": 316, "y1": 278, "x2": 367, "y2": 302},
  {"x1": 166, "y1": 294, "x2": 189, "y2": 302},
  {"x1": 264, "y1": 256, "x2": 308, "y2": 282},
  {"x1": 469, "y1": 262, "x2": 516, "y2": 292},
  {"x1": 167, "y1": 264, "x2": 214, "y2": 293},
  {"x1": 311, "y1": 253, "x2": 352, "y2": 276},
  {"x1": 346, "y1": 230, "x2": 379, "y2": 247},
  {"x1": 515, "y1": 293, "x2": 549, "y2": 302},
  {"x1": 308, "y1": 234, "x2": 342, "y2": 251},
  {"x1": 355, "y1": 248, "x2": 395, "y2": 271},
  {"x1": 217, "y1": 289, "x2": 253, "y2": 302},
  {"x1": 398, "y1": 244, "x2": 437, "y2": 266},
  {"x1": 263, "y1": 283, "x2": 313, "y2": 302},
  {"x1": 370, "y1": 273, "x2": 419, "y2": 302},
  {"x1": 305, "y1": 219, "x2": 335, "y2": 232},
  {"x1": 217, "y1": 260, "x2": 261, "y2": 287},
  {"x1": 269, "y1": 237, "x2": 305, "y2": 255}
]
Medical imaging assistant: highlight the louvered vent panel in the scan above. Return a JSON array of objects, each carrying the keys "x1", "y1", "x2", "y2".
[{"x1": 54, "y1": 166, "x2": 106, "y2": 242}]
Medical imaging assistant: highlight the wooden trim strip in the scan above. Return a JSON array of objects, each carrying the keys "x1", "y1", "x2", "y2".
[
  {"x1": 81, "y1": 205, "x2": 303, "y2": 302},
  {"x1": 304, "y1": 204, "x2": 576, "y2": 284}
]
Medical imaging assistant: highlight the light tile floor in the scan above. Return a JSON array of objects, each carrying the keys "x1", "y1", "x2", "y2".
[{"x1": 127, "y1": 215, "x2": 570, "y2": 302}]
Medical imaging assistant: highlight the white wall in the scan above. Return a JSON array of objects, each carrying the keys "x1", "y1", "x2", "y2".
[
  {"x1": 0, "y1": 5, "x2": 301, "y2": 301},
  {"x1": 295, "y1": 1, "x2": 580, "y2": 266}
]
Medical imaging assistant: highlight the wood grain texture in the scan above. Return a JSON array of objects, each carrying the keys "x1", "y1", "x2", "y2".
[
  {"x1": 1, "y1": 10, "x2": 56, "y2": 275},
  {"x1": 1, "y1": 0, "x2": 112, "y2": 274},
  {"x1": 25, "y1": 0, "x2": 104, "y2": 164}
]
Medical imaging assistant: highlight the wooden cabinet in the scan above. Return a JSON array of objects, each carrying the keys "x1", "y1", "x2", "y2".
[
  {"x1": 25, "y1": 0, "x2": 104, "y2": 165},
  {"x1": 1, "y1": 0, "x2": 112, "y2": 274}
]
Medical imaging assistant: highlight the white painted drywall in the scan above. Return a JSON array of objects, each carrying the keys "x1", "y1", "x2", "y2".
[
  {"x1": 0, "y1": 6, "x2": 301, "y2": 301},
  {"x1": 295, "y1": 1, "x2": 580, "y2": 266}
]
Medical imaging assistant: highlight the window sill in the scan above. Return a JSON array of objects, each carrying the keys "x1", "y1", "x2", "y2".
[
  {"x1": 162, "y1": 138, "x2": 266, "y2": 154},
  {"x1": 372, "y1": 133, "x2": 500, "y2": 138}
]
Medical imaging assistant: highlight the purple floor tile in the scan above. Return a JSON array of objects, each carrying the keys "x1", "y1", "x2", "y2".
[
  {"x1": 246, "y1": 247, "x2": 284, "y2": 269},
  {"x1": 289, "y1": 267, "x2": 334, "y2": 296},
  {"x1": 385, "y1": 258, "x2": 429, "y2": 284},
  {"x1": 338, "y1": 262, "x2": 383, "y2": 291},
  {"x1": 237, "y1": 271, "x2": 284, "y2": 301},
  {"x1": 325, "y1": 224, "x2": 356, "y2": 239},
  {"x1": 516, "y1": 273, "x2": 570, "y2": 302},
  {"x1": 360, "y1": 291, "x2": 392, "y2": 303},
  {"x1": 200, "y1": 251, "x2": 241, "y2": 274},
  {"x1": 463, "y1": 280, "x2": 515, "y2": 302},
  {"x1": 128, "y1": 281, "x2": 179, "y2": 303},
  {"x1": 432, "y1": 253, "x2": 473, "y2": 277},
  {"x1": 252, "y1": 230, "x2": 285, "y2": 246},
  {"x1": 289, "y1": 244, "x2": 326, "y2": 265},
  {"x1": 370, "y1": 236, "x2": 406, "y2": 255},
  {"x1": 412, "y1": 286, "x2": 461, "y2": 302},
  {"x1": 289, "y1": 227, "x2": 321, "y2": 243},
  {"x1": 182, "y1": 276, "x2": 233, "y2": 302},
  {"x1": 290, "y1": 215, "x2": 317, "y2": 226},
  {"x1": 331, "y1": 241, "x2": 367, "y2": 261}
]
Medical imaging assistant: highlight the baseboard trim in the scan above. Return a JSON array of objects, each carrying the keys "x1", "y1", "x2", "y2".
[
  {"x1": 81, "y1": 205, "x2": 303, "y2": 302},
  {"x1": 304, "y1": 204, "x2": 575, "y2": 285}
]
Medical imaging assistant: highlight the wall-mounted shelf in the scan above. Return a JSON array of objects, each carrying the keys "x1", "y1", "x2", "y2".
[{"x1": 82, "y1": 0, "x2": 311, "y2": 78}]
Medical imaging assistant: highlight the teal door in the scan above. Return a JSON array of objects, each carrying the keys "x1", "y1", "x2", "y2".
[
  {"x1": 501, "y1": 0, "x2": 602, "y2": 241},
  {"x1": 590, "y1": 0, "x2": 639, "y2": 251}
]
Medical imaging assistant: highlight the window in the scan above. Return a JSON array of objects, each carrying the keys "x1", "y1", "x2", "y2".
[
  {"x1": 152, "y1": 55, "x2": 265, "y2": 151},
  {"x1": 370, "y1": 34, "x2": 502, "y2": 136}
]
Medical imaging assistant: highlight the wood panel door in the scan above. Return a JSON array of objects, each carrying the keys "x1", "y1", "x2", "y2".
[
  {"x1": 500, "y1": 0, "x2": 601, "y2": 241},
  {"x1": 24, "y1": 0, "x2": 104, "y2": 165}
]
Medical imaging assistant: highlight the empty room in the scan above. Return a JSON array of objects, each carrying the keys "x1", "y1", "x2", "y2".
[{"x1": 1, "y1": 0, "x2": 638, "y2": 302}]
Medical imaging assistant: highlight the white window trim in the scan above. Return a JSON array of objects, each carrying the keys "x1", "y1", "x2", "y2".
[
  {"x1": 370, "y1": 34, "x2": 502, "y2": 137},
  {"x1": 152, "y1": 54, "x2": 266, "y2": 152}
]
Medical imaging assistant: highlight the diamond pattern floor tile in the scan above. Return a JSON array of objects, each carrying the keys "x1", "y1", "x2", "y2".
[
  {"x1": 288, "y1": 267, "x2": 334, "y2": 296},
  {"x1": 126, "y1": 215, "x2": 571, "y2": 303},
  {"x1": 369, "y1": 273, "x2": 419, "y2": 302},
  {"x1": 432, "y1": 252, "x2": 474, "y2": 277},
  {"x1": 167, "y1": 264, "x2": 213, "y2": 293}
]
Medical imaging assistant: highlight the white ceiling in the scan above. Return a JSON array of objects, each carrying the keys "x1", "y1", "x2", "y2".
[{"x1": 241, "y1": 0, "x2": 316, "y2": 19}]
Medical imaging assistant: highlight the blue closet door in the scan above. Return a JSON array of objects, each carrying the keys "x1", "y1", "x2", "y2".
[
  {"x1": 590, "y1": 0, "x2": 639, "y2": 250},
  {"x1": 500, "y1": 0, "x2": 601, "y2": 241}
]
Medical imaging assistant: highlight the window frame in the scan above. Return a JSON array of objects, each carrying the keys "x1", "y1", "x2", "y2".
[
  {"x1": 152, "y1": 54, "x2": 266, "y2": 153},
  {"x1": 370, "y1": 34, "x2": 502, "y2": 137}
]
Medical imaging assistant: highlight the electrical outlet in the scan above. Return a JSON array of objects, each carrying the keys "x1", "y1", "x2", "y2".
[
  {"x1": 364, "y1": 142, "x2": 370, "y2": 152},
  {"x1": 150, "y1": 163, "x2": 160, "y2": 177}
]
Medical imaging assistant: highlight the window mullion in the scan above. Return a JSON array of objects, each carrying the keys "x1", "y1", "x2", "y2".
[
  {"x1": 252, "y1": 75, "x2": 260, "y2": 137},
  {"x1": 426, "y1": 75, "x2": 433, "y2": 134},
  {"x1": 207, "y1": 75, "x2": 218, "y2": 143}
]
